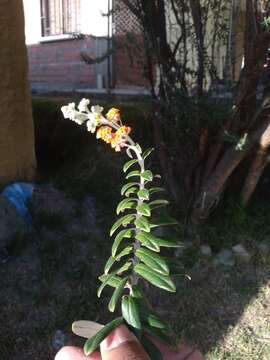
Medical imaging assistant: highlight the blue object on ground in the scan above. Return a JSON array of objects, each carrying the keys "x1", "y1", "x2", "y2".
[{"x1": 2, "y1": 182, "x2": 35, "y2": 225}]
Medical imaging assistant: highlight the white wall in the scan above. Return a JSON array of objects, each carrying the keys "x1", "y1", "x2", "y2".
[
  {"x1": 81, "y1": 0, "x2": 109, "y2": 37},
  {"x1": 23, "y1": 0, "x2": 109, "y2": 45},
  {"x1": 23, "y1": 0, "x2": 42, "y2": 44}
]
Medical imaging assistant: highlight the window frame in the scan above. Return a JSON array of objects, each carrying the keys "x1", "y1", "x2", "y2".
[{"x1": 40, "y1": 0, "x2": 81, "y2": 40}]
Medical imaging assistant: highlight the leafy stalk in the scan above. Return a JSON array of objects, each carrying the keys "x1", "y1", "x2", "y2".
[{"x1": 61, "y1": 100, "x2": 180, "y2": 359}]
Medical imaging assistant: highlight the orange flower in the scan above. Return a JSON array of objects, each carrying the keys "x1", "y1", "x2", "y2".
[
  {"x1": 115, "y1": 126, "x2": 131, "y2": 137},
  {"x1": 106, "y1": 108, "x2": 121, "y2": 122},
  {"x1": 111, "y1": 126, "x2": 131, "y2": 152},
  {"x1": 96, "y1": 126, "x2": 113, "y2": 144}
]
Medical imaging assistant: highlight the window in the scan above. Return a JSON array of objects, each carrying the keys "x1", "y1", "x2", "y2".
[{"x1": 40, "y1": 0, "x2": 81, "y2": 37}]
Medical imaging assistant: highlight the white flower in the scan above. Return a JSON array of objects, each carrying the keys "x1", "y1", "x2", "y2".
[
  {"x1": 91, "y1": 105, "x2": 104, "y2": 115},
  {"x1": 61, "y1": 102, "x2": 88, "y2": 125},
  {"x1": 73, "y1": 112, "x2": 88, "y2": 125},
  {"x1": 78, "y1": 98, "x2": 90, "y2": 113},
  {"x1": 61, "y1": 103, "x2": 76, "y2": 119},
  {"x1": 86, "y1": 119, "x2": 97, "y2": 133}
]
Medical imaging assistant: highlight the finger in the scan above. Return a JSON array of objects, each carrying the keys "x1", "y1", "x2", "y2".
[
  {"x1": 55, "y1": 346, "x2": 101, "y2": 360},
  {"x1": 100, "y1": 325, "x2": 150, "y2": 360},
  {"x1": 150, "y1": 338, "x2": 205, "y2": 360}
]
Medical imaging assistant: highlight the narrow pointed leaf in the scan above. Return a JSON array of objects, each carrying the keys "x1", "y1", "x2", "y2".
[
  {"x1": 99, "y1": 261, "x2": 131, "y2": 295},
  {"x1": 97, "y1": 272, "x2": 117, "y2": 298},
  {"x1": 134, "y1": 263, "x2": 176, "y2": 293},
  {"x1": 122, "y1": 295, "x2": 141, "y2": 329},
  {"x1": 125, "y1": 187, "x2": 138, "y2": 197},
  {"x1": 142, "y1": 147, "x2": 154, "y2": 160},
  {"x1": 147, "y1": 313, "x2": 167, "y2": 329},
  {"x1": 104, "y1": 256, "x2": 116, "y2": 275},
  {"x1": 149, "y1": 187, "x2": 166, "y2": 195},
  {"x1": 110, "y1": 214, "x2": 136, "y2": 236},
  {"x1": 137, "y1": 189, "x2": 149, "y2": 200},
  {"x1": 135, "y1": 216, "x2": 151, "y2": 232},
  {"x1": 123, "y1": 159, "x2": 138, "y2": 173},
  {"x1": 108, "y1": 277, "x2": 128, "y2": 312},
  {"x1": 115, "y1": 245, "x2": 133, "y2": 260},
  {"x1": 112, "y1": 229, "x2": 133, "y2": 257},
  {"x1": 115, "y1": 261, "x2": 132, "y2": 274},
  {"x1": 135, "y1": 247, "x2": 170, "y2": 275},
  {"x1": 126, "y1": 170, "x2": 141, "y2": 179},
  {"x1": 116, "y1": 198, "x2": 137, "y2": 214},
  {"x1": 149, "y1": 217, "x2": 178, "y2": 228},
  {"x1": 136, "y1": 203, "x2": 151, "y2": 217},
  {"x1": 135, "y1": 231, "x2": 160, "y2": 252},
  {"x1": 99, "y1": 274, "x2": 121, "y2": 288},
  {"x1": 135, "y1": 143, "x2": 142, "y2": 153},
  {"x1": 149, "y1": 199, "x2": 169, "y2": 210},
  {"x1": 141, "y1": 170, "x2": 153, "y2": 181},
  {"x1": 121, "y1": 182, "x2": 140, "y2": 196},
  {"x1": 83, "y1": 317, "x2": 124, "y2": 355},
  {"x1": 141, "y1": 232, "x2": 180, "y2": 248}
]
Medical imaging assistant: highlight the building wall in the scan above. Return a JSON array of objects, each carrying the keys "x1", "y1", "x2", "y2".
[
  {"x1": 23, "y1": 0, "x2": 111, "y2": 92},
  {"x1": 27, "y1": 37, "x2": 108, "y2": 92},
  {"x1": 113, "y1": 1, "x2": 148, "y2": 89}
]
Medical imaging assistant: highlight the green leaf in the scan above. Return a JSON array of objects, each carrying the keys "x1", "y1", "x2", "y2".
[
  {"x1": 141, "y1": 170, "x2": 153, "y2": 181},
  {"x1": 136, "y1": 203, "x2": 151, "y2": 217},
  {"x1": 142, "y1": 324, "x2": 176, "y2": 348},
  {"x1": 135, "y1": 248, "x2": 170, "y2": 275},
  {"x1": 108, "y1": 277, "x2": 128, "y2": 312},
  {"x1": 99, "y1": 262, "x2": 132, "y2": 295},
  {"x1": 99, "y1": 274, "x2": 121, "y2": 288},
  {"x1": 121, "y1": 182, "x2": 140, "y2": 196},
  {"x1": 84, "y1": 317, "x2": 124, "y2": 356},
  {"x1": 149, "y1": 216, "x2": 178, "y2": 228},
  {"x1": 140, "y1": 335, "x2": 163, "y2": 360},
  {"x1": 110, "y1": 214, "x2": 136, "y2": 236},
  {"x1": 121, "y1": 295, "x2": 141, "y2": 329},
  {"x1": 142, "y1": 147, "x2": 154, "y2": 160},
  {"x1": 116, "y1": 198, "x2": 137, "y2": 214},
  {"x1": 149, "y1": 187, "x2": 166, "y2": 195},
  {"x1": 134, "y1": 263, "x2": 176, "y2": 293},
  {"x1": 125, "y1": 187, "x2": 138, "y2": 197},
  {"x1": 114, "y1": 261, "x2": 132, "y2": 275},
  {"x1": 126, "y1": 170, "x2": 141, "y2": 179},
  {"x1": 97, "y1": 272, "x2": 117, "y2": 298},
  {"x1": 137, "y1": 189, "x2": 149, "y2": 200},
  {"x1": 104, "y1": 256, "x2": 116, "y2": 275},
  {"x1": 149, "y1": 199, "x2": 169, "y2": 210},
  {"x1": 135, "y1": 231, "x2": 160, "y2": 252},
  {"x1": 123, "y1": 159, "x2": 138, "y2": 173},
  {"x1": 147, "y1": 313, "x2": 167, "y2": 329},
  {"x1": 135, "y1": 216, "x2": 151, "y2": 232},
  {"x1": 135, "y1": 143, "x2": 142, "y2": 154},
  {"x1": 141, "y1": 232, "x2": 180, "y2": 248},
  {"x1": 115, "y1": 246, "x2": 133, "y2": 260},
  {"x1": 131, "y1": 285, "x2": 144, "y2": 299},
  {"x1": 112, "y1": 229, "x2": 133, "y2": 257}
]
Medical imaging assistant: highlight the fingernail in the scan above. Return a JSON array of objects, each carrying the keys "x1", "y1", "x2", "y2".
[{"x1": 100, "y1": 325, "x2": 138, "y2": 352}]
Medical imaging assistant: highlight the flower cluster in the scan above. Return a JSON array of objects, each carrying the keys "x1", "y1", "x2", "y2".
[{"x1": 61, "y1": 99, "x2": 131, "y2": 152}]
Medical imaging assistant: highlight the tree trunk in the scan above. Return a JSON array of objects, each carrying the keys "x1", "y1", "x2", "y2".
[
  {"x1": 189, "y1": 0, "x2": 204, "y2": 97},
  {"x1": 0, "y1": 0, "x2": 36, "y2": 184},
  {"x1": 241, "y1": 116, "x2": 270, "y2": 205},
  {"x1": 191, "y1": 119, "x2": 270, "y2": 224}
]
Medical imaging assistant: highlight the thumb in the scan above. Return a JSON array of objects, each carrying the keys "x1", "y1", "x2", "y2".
[{"x1": 100, "y1": 325, "x2": 150, "y2": 360}]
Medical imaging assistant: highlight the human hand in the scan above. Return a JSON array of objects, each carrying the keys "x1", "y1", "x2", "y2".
[{"x1": 55, "y1": 325, "x2": 205, "y2": 360}]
